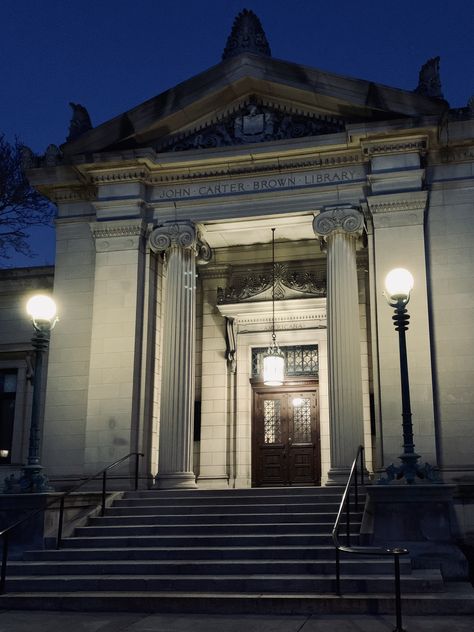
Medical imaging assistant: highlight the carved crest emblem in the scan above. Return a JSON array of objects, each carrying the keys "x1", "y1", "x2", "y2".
[{"x1": 234, "y1": 105, "x2": 274, "y2": 142}]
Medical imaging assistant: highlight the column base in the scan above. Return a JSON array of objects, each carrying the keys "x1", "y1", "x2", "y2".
[
  {"x1": 154, "y1": 472, "x2": 197, "y2": 490},
  {"x1": 325, "y1": 467, "x2": 351, "y2": 486}
]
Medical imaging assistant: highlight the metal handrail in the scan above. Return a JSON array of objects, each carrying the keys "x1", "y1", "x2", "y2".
[
  {"x1": 0, "y1": 451, "x2": 144, "y2": 594},
  {"x1": 332, "y1": 446, "x2": 409, "y2": 632}
]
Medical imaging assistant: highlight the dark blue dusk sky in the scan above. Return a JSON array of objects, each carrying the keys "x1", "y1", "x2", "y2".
[{"x1": 1, "y1": 0, "x2": 473, "y2": 267}]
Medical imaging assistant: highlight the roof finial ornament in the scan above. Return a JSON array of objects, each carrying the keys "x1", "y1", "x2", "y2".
[
  {"x1": 222, "y1": 9, "x2": 271, "y2": 60},
  {"x1": 415, "y1": 56, "x2": 444, "y2": 99}
]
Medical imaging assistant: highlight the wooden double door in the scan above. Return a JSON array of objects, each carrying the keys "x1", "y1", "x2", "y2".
[{"x1": 252, "y1": 383, "x2": 320, "y2": 486}]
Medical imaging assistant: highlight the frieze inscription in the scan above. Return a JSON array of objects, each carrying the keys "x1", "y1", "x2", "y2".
[{"x1": 153, "y1": 166, "x2": 366, "y2": 203}]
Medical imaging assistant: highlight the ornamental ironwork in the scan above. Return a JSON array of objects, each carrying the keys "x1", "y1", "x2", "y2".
[
  {"x1": 217, "y1": 263, "x2": 326, "y2": 304},
  {"x1": 263, "y1": 400, "x2": 282, "y2": 444},
  {"x1": 252, "y1": 345, "x2": 319, "y2": 379},
  {"x1": 293, "y1": 398, "x2": 312, "y2": 443}
]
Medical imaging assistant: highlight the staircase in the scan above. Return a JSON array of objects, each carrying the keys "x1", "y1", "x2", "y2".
[{"x1": 1, "y1": 487, "x2": 473, "y2": 614}]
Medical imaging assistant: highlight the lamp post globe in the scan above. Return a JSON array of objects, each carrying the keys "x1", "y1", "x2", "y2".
[
  {"x1": 385, "y1": 268, "x2": 414, "y2": 301},
  {"x1": 26, "y1": 295, "x2": 57, "y2": 325}
]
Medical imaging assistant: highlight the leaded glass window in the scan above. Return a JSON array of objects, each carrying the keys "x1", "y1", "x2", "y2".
[
  {"x1": 252, "y1": 345, "x2": 318, "y2": 379},
  {"x1": 292, "y1": 398, "x2": 312, "y2": 443},
  {"x1": 263, "y1": 400, "x2": 281, "y2": 444}
]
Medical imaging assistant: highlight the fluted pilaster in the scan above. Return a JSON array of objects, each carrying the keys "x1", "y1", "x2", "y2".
[
  {"x1": 313, "y1": 205, "x2": 365, "y2": 483},
  {"x1": 149, "y1": 221, "x2": 211, "y2": 489}
]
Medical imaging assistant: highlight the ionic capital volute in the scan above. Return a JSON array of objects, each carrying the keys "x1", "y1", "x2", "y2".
[
  {"x1": 149, "y1": 221, "x2": 212, "y2": 263},
  {"x1": 313, "y1": 204, "x2": 365, "y2": 242}
]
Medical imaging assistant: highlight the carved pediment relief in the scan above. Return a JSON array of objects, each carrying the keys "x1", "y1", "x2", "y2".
[
  {"x1": 157, "y1": 98, "x2": 345, "y2": 152},
  {"x1": 217, "y1": 262, "x2": 326, "y2": 304}
]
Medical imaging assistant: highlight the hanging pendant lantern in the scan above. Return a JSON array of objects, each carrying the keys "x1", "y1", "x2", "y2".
[{"x1": 263, "y1": 228, "x2": 285, "y2": 386}]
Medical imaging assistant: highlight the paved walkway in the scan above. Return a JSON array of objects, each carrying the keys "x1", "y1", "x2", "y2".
[{"x1": 0, "y1": 611, "x2": 473, "y2": 632}]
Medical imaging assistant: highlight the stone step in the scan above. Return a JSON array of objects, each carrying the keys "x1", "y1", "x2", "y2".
[
  {"x1": 23, "y1": 545, "x2": 346, "y2": 561},
  {"x1": 60, "y1": 533, "x2": 355, "y2": 548},
  {"x1": 2, "y1": 586, "x2": 473, "y2": 615},
  {"x1": 125, "y1": 487, "x2": 351, "y2": 498},
  {"x1": 116, "y1": 495, "x2": 362, "y2": 507},
  {"x1": 74, "y1": 523, "x2": 360, "y2": 537},
  {"x1": 9, "y1": 558, "x2": 412, "y2": 576},
  {"x1": 89, "y1": 513, "x2": 362, "y2": 526},
  {"x1": 106, "y1": 504, "x2": 348, "y2": 516},
  {"x1": 4, "y1": 571, "x2": 443, "y2": 594}
]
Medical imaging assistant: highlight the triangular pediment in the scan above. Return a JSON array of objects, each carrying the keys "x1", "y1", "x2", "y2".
[
  {"x1": 60, "y1": 52, "x2": 448, "y2": 157},
  {"x1": 154, "y1": 96, "x2": 346, "y2": 152}
]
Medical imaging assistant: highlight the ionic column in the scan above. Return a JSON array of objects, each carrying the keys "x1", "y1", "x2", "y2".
[
  {"x1": 149, "y1": 221, "x2": 211, "y2": 489},
  {"x1": 313, "y1": 205, "x2": 365, "y2": 484}
]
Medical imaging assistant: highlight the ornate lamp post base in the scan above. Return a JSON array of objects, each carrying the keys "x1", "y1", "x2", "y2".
[
  {"x1": 379, "y1": 453, "x2": 439, "y2": 485},
  {"x1": 4, "y1": 465, "x2": 53, "y2": 494}
]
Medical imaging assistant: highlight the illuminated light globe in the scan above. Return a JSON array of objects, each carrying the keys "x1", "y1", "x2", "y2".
[
  {"x1": 292, "y1": 398, "x2": 304, "y2": 407},
  {"x1": 263, "y1": 346, "x2": 285, "y2": 386},
  {"x1": 26, "y1": 295, "x2": 57, "y2": 323},
  {"x1": 385, "y1": 268, "x2": 414, "y2": 300}
]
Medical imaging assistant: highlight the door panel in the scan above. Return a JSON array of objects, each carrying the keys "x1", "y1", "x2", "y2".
[{"x1": 253, "y1": 386, "x2": 320, "y2": 486}]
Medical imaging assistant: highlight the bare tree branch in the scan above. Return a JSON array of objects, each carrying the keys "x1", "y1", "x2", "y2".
[{"x1": 0, "y1": 134, "x2": 55, "y2": 260}]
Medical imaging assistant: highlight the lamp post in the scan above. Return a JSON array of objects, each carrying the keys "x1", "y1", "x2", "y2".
[
  {"x1": 20, "y1": 294, "x2": 58, "y2": 493},
  {"x1": 381, "y1": 269, "x2": 436, "y2": 484}
]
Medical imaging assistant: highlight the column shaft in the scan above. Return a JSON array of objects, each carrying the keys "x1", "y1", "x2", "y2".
[
  {"x1": 327, "y1": 232, "x2": 364, "y2": 477},
  {"x1": 314, "y1": 205, "x2": 364, "y2": 483},
  {"x1": 150, "y1": 221, "x2": 211, "y2": 489},
  {"x1": 157, "y1": 245, "x2": 196, "y2": 485}
]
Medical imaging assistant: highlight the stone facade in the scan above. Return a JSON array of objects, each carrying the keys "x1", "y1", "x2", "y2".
[{"x1": 1, "y1": 14, "x2": 473, "y2": 520}]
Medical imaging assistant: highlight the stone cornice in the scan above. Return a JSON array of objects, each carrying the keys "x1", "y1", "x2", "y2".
[
  {"x1": 82, "y1": 149, "x2": 364, "y2": 187},
  {"x1": 43, "y1": 185, "x2": 97, "y2": 203},
  {"x1": 0, "y1": 267, "x2": 54, "y2": 294},
  {"x1": 89, "y1": 167, "x2": 151, "y2": 185},
  {"x1": 361, "y1": 135, "x2": 428, "y2": 157}
]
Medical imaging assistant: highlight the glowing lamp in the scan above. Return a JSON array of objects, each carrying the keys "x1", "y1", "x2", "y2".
[
  {"x1": 384, "y1": 268, "x2": 414, "y2": 301},
  {"x1": 263, "y1": 347, "x2": 285, "y2": 386},
  {"x1": 26, "y1": 295, "x2": 57, "y2": 323}
]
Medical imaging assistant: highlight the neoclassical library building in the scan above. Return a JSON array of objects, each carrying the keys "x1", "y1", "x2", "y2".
[{"x1": 1, "y1": 10, "x2": 473, "y2": 497}]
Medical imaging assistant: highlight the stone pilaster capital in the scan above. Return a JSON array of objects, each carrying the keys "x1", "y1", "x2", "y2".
[
  {"x1": 149, "y1": 221, "x2": 212, "y2": 263},
  {"x1": 90, "y1": 219, "x2": 147, "y2": 252},
  {"x1": 313, "y1": 204, "x2": 364, "y2": 240}
]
